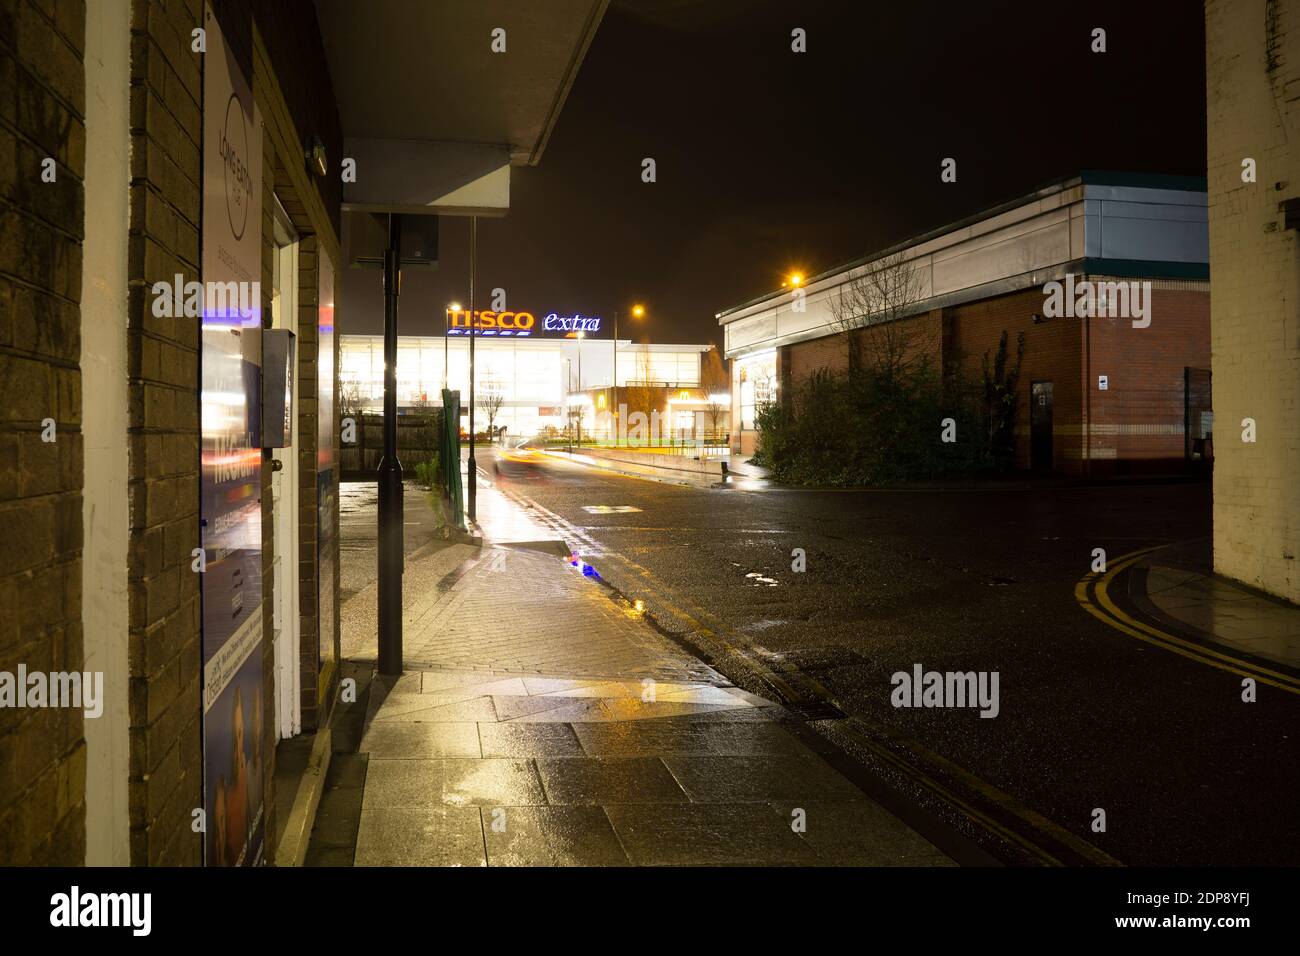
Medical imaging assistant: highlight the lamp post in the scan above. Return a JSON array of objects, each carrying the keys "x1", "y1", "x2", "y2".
[
  {"x1": 576, "y1": 331, "x2": 583, "y2": 446},
  {"x1": 612, "y1": 304, "x2": 644, "y2": 445},
  {"x1": 377, "y1": 213, "x2": 403, "y2": 676},
  {"x1": 467, "y1": 217, "x2": 478, "y2": 522},
  {"x1": 564, "y1": 357, "x2": 572, "y2": 453},
  {"x1": 444, "y1": 301, "x2": 461, "y2": 389}
]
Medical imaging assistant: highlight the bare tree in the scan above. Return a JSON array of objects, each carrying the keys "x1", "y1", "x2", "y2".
[
  {"x1": 705, "y1": 396, "x2": 727, "y2": 441},
  {"x1": 339, "y1": 378, "x2": 364, "y2": 422},
  {"x1": 479, "y1": 382, "x2": 505, "y2": 443},
  {"x1": 827, "y1": 250, "x2": 932, "y2": 378},
  {"x1": 624, "y1": 349, "x2": 660, "y2": 444}
]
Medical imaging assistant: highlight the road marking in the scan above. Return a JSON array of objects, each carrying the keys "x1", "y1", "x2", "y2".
[
  {"x1": 581, "y1": 505, "x2": 642, "y2": 513},
  {"x1": 1076, "y1": 548, "x2": 1300, "y2": 696},
  {"x1": 603, "y1": 550, "x2": 1124, "y2": 866},
  {"x1": 507, "y1": 488, "x2": 1119, "y2": 866}
]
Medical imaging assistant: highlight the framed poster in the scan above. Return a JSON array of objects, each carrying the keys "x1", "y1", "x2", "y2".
[{"x1": 200, "y1": 1, "x2": 265, "y2": 867}]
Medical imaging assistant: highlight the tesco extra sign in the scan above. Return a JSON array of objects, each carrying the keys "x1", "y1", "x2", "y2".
[
  {"x1": 448, "y1": 310, "x2": 535, "y2": 335},
  {"x1": 447, "y1": 310, "x2": 603, "y2": 336},
  {"x1": 542, "y1": 313, "x2": 602, "y2": 333}
]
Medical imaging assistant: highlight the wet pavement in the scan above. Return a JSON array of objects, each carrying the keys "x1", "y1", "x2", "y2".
[
  {"x1": 1130, "y1": 539, "x2": 1300, "y2": 668},
  {"x1": 348, "y1": 668, "x2": 947, "y2": 866},
  {"x1": 480, "y1": 446, "x2": 1300, "y2": 866},
  {"x1": 313, "y1": 467, "x2": 953, "y2": 866}
]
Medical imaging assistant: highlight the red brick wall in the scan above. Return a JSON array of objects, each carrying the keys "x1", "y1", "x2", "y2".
[
  {"x1": 0, "y1": 0, "x2": 88, "y2": 865},
  {"x1": 787, "y1": 330, "x2": 849, "y2": 385},
  {"x1": 948, "y1": 287, "x2": 1084, "y2": 471},
  {"x1": 779, "y1": 284, "x2": 1210, "y2": 475},
  {"x1": 948, "y1": 283, "x2": 1209, "y2": 473},
  {"x1": 1085, "y1": 285, "x2": 1210, "y2": 474}
]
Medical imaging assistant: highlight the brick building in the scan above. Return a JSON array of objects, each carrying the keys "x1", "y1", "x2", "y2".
[
  {"x1": 717, "y1": 172, "x2": 1211, "y2": 476},
  {"x1": 0, "y1": 0, "x2": 606, "y2": 865},
  {"x1": 1205, "y1": 0, "x2": 1300, "y2": 604}
]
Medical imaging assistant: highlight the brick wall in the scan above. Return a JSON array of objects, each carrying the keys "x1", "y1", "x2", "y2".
[
  {"x1": 295, "y1": 233, "x2": 324, "y2": 729},
  {"x1": 1085, "y1": 285, "x2": 1211, "y2": 474},
  {"x1": 0, "y1": 0, "x2": 88, "y2": 865},
  {"x1": 126, "y1": 0, "x2": 204, "y2": 865},
  {"x1": 1206, "y1": 0, "x2": 1300, "y2": 602},
  {"x1": 779, "y1": 283, "x2": 1210, "y2": 475},
  {"x1": 948, "y1": 287, "x2": 1083, "y2": 471}
]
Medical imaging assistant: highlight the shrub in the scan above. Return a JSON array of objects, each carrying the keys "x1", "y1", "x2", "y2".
[{"x1": 755, "y1": 341, "x2": 1013, "y2": 486}]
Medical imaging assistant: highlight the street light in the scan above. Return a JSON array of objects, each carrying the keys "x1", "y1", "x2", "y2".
[
  {"x1": 576, "y1": 331, "x2": 584, "y2": 447},
  {"x1": 444, "y1": 302, "x2": 461, "y2": 388},
  {"x1": 612, "y1": 304, "x2": 645, "y2": 444},
  {"x1": 467, "y1": 217, "x2": 478, "y2": 523}
]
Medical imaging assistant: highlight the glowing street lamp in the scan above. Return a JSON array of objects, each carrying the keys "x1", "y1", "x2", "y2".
[
  {"x1": 444, "y1": 302, "x2": 461, "y2": 387},
  {"x1": 613, "y1": 304, "x2": 646, "y2": 441}
]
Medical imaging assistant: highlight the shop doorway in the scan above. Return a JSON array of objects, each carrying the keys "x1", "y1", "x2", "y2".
[
  {"x1": 1030, "y1": 381, "x2": 1053, "y2": 471},
  {"x1": 270, "y1": 198, "x2": 301, "y2": 739}
]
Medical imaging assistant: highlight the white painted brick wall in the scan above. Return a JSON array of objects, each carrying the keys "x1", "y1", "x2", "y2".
[{"x1": 1206, "y1": 0, "x2": 1300, "y2": 601}]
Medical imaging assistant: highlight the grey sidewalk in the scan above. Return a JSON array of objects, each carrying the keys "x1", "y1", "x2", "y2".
[
  {"x1": 316, "y1": 480, "x2": 952, "y2": 866},
  {"x1": 1131, "y1": 538, "x2": 1300, "y2": 669}
]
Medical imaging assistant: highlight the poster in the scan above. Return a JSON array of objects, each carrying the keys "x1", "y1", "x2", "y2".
[
  {"x1": 200, "y1": 1, "x2": 265, "y2": 867},
  {"x1": 317, "y1": 253, "x2": 337, "y2": 685}
]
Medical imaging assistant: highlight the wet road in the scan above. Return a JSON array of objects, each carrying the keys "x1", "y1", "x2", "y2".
[{"x1": 480, "y1": 446, "x2": 1300, "y2": 865}]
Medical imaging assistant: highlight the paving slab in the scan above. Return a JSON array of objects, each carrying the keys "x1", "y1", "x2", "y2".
[
  {"x1": 662, "y1": 755, "x2": 868, "y2": 804},
  {"x1": 355, "y1": 807, "x2": 486, "y2": 867},
  {"x1": 362, "y1": 758, "x2": 547, "y2": 809},
  {"x1": 478, "y1": 722, "x2": 586, "y2": 757},
  {"x1": 535, "y1": 756, "x2": 691, "y2": 805},
  {"x1": 359, "y1": 722, "x2": 482, "y2": 759},
  {"x1": 605, "y1": 803, "x2": 820, "y2": 866},
  {"x1": 769, "y1": 801, "x2": 958, "y2": 867},
  {"x1": 481, "y1": 806, "x2": 630, "y2": 866}
]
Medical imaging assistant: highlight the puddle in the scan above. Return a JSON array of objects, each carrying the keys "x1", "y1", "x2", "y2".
[{"x1": 745, "y1": 572, "x2": 779, "y2": 586}]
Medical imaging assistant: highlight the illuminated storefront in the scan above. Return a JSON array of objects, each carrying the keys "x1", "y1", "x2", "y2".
[
  {"x1": 732, "y1": 349, "x2": 778, "y2": 456},
  {"x1": 339, "y1": 334, "x2": 713, "y2": 438}
]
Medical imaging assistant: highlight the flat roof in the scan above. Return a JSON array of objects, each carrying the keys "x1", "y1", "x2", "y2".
[{"x1": 716, "y1": 170, "x2": 1208, "y2": 322}]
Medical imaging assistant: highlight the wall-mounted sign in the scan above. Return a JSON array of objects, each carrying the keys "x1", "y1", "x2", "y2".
[
  {"x1": 447, "y1": 310, "x2": 535, "y2": 335},
  {"x1": 543, "y1": 312, "x2": 601, "y2": 333},
  {"x1": 445, "y1": 310, "x2": 604, "y2": 336}
]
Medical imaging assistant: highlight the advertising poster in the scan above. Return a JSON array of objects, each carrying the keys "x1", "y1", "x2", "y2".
[
  {"x1": 317, "y1": 253, "x2": 337, "y2": 684},
  {"x1": 200, "y1": 2, "x2": 265, "y2": 867}
]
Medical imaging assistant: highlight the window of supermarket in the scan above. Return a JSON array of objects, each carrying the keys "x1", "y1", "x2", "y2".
[{"x1": 339, "y1": 334, "x2": 712, "y2": 439}]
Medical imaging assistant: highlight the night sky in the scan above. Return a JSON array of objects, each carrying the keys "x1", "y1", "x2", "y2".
[{"x1": 342, "y1": 0, "x2": 1207, "y2": 348}]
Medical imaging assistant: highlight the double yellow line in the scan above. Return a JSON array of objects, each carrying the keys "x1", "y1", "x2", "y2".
[
  {"x1": 593, "y1": 545, "x2": 1121, "y2": 866},
  {"x1": 1075, "y1": 547, "x2": 1300, "y2": 696}
]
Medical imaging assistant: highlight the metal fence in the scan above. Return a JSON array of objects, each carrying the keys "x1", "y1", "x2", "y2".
[{"x1": 340, "y1": 411, "x2": 441, "y2": 480}]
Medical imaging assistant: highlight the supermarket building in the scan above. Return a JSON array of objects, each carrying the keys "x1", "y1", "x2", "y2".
[{"x1": 718, "y1": 172, "x2": 1212, "y2": 475}]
